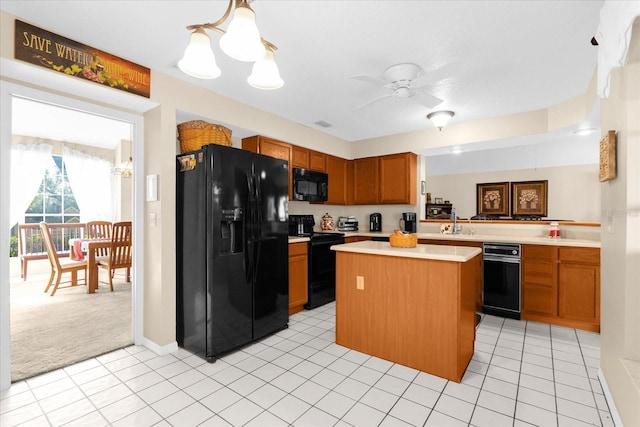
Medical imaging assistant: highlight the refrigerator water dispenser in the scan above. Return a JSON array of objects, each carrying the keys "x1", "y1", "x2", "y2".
[{"x1": 220, "y1": 208, "x2": 243, "y2": 253}]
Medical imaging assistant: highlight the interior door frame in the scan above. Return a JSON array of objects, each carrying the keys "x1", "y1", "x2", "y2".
[{"x1": 0, "y1": 81, "x2": 146, "y2": 390}]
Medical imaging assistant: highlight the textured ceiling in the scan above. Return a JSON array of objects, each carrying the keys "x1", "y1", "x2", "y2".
[{"x1": 2, "y1": 0, "x2": 603, "y2": 148}]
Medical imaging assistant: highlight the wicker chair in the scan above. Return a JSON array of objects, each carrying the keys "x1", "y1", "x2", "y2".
[
  {"x1": 39, "y1": 222, "x2": 87, "y2": 296},
  {"x1": 86, "y1": 221, "x2": 112, "y2": 257},
  {"x1": 97, "y1": 221, "x2": 132, "y2": 291}
]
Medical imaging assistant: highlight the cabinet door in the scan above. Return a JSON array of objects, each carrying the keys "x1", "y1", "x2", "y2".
[
  {"x1": 558, "y1": 262, "x2": 599, "y2": 323},
  {"x1": 309, "y1": 151, "x2": 326, "y2": 172},
  {"x1": 257, "y1": 138, "x2": 292, "y2": 200},
  {"x1": 379, "y1": 153, "x2": 417, "y2": 204},
  {"x1": 353, "y1": 157, "x2": 379, "y2": 204},
  {"x1": 288, "y1": 243, "x2": 308, "y2": 315},
  {"x1": 326, "y1": 155, "x2": 347, "y2": 205},
  {"x1": 291, "y1": 146, "x2": 309, "y2": 169},
  {"x1": 260, "y1": 138, "x2": 291, "y2": 162}
]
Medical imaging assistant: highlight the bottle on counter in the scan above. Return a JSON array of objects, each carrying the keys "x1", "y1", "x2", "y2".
[{"x1": 548, "y1": 221, "x2": 560, "y2": 238}]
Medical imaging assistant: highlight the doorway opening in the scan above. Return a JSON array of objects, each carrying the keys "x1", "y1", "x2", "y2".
[{"x1": 8, "y1": 95, "x2": 136, "y2": 382}]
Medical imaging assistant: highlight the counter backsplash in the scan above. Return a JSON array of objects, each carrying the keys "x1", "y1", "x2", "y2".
[{"x1": 288, "y1": 201, "x2": 600, "y2": 242}]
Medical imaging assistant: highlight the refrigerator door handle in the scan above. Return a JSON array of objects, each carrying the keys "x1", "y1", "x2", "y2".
[
  {"x1": 245, "y1": 171, "x2": 254, "y2": 284},
  {"x1": 251, "y1": 172, "x2": 261, "y2": 284}
]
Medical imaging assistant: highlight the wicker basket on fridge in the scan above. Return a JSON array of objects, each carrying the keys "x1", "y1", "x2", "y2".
[{"x1": 177, "y1": 120, "x2": 232, "y2": 153}]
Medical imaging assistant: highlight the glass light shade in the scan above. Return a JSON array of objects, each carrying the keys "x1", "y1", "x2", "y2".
[
  {"x1": 247, "y1": 50, "x2": 284, "y2": 90},
  {"x1": 178, "y1": 28, "x2": 221, "y2": 79},
  {"x1": 427, "y1": 111, "x2": 455, "y2": 130},
  {"x1": 219, "y1": 5, "x2": 266, "y2": 62},
  {"x1": 113, "y1": 159, "x2": 133, "y2": 178}
]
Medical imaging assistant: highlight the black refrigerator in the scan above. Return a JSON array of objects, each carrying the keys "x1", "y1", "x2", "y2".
[{"x1": 176, "y1": 144, "x2": 289, "y2": 362}]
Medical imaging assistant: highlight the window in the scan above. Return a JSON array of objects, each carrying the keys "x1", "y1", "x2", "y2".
[{"x1": 24, "y1": 155, "x2": 80, "y2": 224}]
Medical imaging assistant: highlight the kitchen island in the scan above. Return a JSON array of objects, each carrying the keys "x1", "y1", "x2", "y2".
[{"x1": 331, "y1": 241, "x2": 481, "y2": 382}]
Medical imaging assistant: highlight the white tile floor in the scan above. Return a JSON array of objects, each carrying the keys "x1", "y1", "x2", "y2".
[{"x1": 1, "y1": 302, "x2": 614, "y2": 427}]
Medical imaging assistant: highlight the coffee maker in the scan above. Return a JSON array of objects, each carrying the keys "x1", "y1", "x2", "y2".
[
  {"x1": 399, "y1": 212, "x2": 417, "y2": 233},
  {"x1": 369, "y1": 213, "x2": 382, "y2": 232}
]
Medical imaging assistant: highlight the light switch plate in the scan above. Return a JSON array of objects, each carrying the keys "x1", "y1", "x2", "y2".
[{"x1": 146, "y1": 174, "x2": 158, "y2": 201}]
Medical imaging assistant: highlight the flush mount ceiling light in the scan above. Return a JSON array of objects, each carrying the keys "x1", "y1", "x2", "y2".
[
  {"x1": 427, "y1": 110, "x2": 455, "y2": 131},
  {"x1": 178, "y1": 0, "x2": 283, "y2": 89}
]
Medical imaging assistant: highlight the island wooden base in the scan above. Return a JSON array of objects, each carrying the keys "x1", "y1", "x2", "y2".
[{"x1": 335, "y1": 251, "x2": 480, "y2": 382}]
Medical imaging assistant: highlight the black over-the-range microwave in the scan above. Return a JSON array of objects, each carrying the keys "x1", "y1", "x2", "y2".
[{"x1": 292, "y1": 167, "x2": 328, "y2": 202}]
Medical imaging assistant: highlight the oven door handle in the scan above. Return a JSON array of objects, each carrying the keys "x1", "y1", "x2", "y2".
[
  {"x1": 483, "y1": 255, "x2": 520, "y2": 264},
  {"x1": 311, "y1": 240, "x2": 343, "y2": 247}
]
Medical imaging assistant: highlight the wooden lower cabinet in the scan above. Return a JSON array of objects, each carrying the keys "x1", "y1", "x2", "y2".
[
  {"x1": 521, "y1": 245, "x2": 557, "y2": 317},
  {"x1": 288, "y1": 242, "x2": 308, "y2": 315},
  {"x1": 419, "y1": 239, "x2": 483, "y2": 310},
  {"x1": 521, "y1": 245, "x2": 600, "y2": 332},
  {"x1": 558, "y1": 248, "x2": 600, "y2": 325},
  {"x1": 345, "y1": 236, "x2": 371, "y2": 243}
]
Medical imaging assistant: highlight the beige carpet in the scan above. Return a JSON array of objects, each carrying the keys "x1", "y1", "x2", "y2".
[{"x1": 10, "y1": 267, "x2": 132, "y2": 382}]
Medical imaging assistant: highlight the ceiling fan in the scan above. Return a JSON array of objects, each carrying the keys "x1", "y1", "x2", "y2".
[{"x1": 351, "y1": 63, "x2": 446, "y2": 111}]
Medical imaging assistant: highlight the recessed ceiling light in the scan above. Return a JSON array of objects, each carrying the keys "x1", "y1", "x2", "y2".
[{"x1": 573, "y1": 128, "x2": 597, "y2": 136}]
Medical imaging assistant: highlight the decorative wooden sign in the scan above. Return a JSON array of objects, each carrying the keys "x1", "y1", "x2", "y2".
[
  {"x1": 14, "y1": 20, "x2": 150, "y2": 98},
  {"x1": 599, "y1": 130, "x2": 616, "y2": 182}
]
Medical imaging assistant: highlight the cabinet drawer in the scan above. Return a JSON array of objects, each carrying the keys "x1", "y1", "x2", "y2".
[
  {"x1": 559, "y1": 247, "x2": 600, "y2": 264},
  {"x1": 522, "y1": 245, "x2": 556, "y2": 260},
  {"x1": 289, "y1": 242, "x2": 308, "y2": 256},
  {"x1": 522, "y1": 261, "x2": 555, "y2": 285},
  {"x1": 522, "y1": 283, "x2": 556, "y2": 316}
]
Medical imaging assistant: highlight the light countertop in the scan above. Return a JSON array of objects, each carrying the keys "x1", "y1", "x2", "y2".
[
  {"x1": 288, "y1": 236, "x2": 310, "y2": 244},
  {"x1": 342, "y1": 231, "x2": 600, "y2": 248},
  {"x1": 331, "y1": 240, "x2": 482, "y2": 262}
]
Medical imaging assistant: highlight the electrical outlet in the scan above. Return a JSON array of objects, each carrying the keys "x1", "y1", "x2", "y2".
[{"x1": 356, "y1": 276, "x2": 364, "y2": 290}]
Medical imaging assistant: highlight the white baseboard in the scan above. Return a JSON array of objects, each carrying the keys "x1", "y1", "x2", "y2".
[
  {"x1": 598, "y1": 368, "x2": 624, "y2": 427},
  {"x1": 139, "y1": 338, "x2": 178, "y2": 356}
]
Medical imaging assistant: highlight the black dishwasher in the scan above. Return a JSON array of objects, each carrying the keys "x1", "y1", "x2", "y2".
[{"x1": 482, "y1": 243, "x2": 521, "y2": 319}]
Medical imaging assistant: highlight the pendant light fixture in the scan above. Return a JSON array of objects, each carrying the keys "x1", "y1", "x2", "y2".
[
  {"x1": 113, "y1": 139, "x2": 133, "y2": 179},
  {"x1": 427, "y1": 111, "x2": 455, "y2": 131},
  {"x1": 178, "y1": 0, "x2": 283, "y2": 89}
]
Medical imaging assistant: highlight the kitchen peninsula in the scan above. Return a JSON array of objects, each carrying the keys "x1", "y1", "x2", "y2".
[{"x1": 331, "y1": 241, "x2": 481, "y2": 382}]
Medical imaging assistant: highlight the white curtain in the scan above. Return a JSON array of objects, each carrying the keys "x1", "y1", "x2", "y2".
[
  {"x1": 10, "y1": 142, "x2": 54, "y2": 227},
  {"x1": 63, "y1": 146, "x2": 113, "y2": 222}
]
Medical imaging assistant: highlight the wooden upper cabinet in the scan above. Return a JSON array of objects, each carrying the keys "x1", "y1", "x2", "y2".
[
  {"x1": 326, "y1": 155, "x2": 348, "y2": 205},
  {"x1": 353, "y1": 157, "x2": 379, "y2": 204},
  {"x1": 309, "y1": 150, "x2": 327, "y2": 172},
  {"x1": 291, "y1": 146, "x2": 309, "y2": 169},
  {"x1": 379, "y1": 153, "x2": 417, "y2": 204},
  {"x1": 242, "y1": 135, "x2": 293, "y2": 200}
]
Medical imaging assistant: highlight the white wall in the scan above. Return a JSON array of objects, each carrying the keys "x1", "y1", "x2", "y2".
[{"x1": 425, "y1": 164, "x2": 600, "y2": 222}]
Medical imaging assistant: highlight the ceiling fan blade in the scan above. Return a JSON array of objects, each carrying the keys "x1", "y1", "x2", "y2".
[
  {"x1": 350, "y1": 74, "x2": 389, "y2": 86},
  {"x1": 411, "y1": 91, "x2": 444, "y2": 109},
  {"x1": 355, "y1": 93, "x2": 394, "y2": 110},
  {"x1": 410, "y1": 61, "x2": 461, "y2": 88}
]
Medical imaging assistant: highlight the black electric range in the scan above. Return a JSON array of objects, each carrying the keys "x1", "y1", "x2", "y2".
[{"x1": 289, "y1": 215, "x2": 345, "y2": 309}]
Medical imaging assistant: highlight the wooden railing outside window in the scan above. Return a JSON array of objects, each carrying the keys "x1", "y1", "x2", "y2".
[{"x1": 18, "y1": 223, "x2": 86, "y2": 280}]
